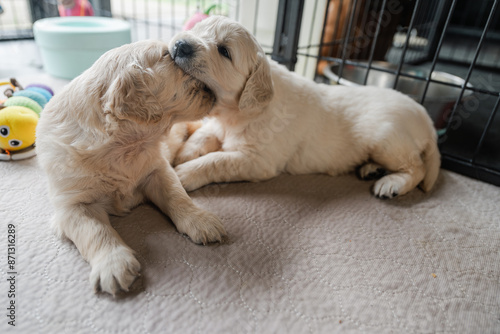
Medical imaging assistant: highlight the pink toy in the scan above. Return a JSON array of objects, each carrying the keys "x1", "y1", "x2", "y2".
[
  {"x1": 58, "y1": 0, "x2": 94, "y2": 17},
  {"x1": 183, "y1": 4, "x2": 217, "y2": 31}
]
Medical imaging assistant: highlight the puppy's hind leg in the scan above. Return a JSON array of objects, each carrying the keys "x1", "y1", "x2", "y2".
[
  {"x1": 53, "y1": 204, "x2": 141, "y2": 295},
  {"x1": 371, "y1": 147, "x2": 426, "y2": 199}
]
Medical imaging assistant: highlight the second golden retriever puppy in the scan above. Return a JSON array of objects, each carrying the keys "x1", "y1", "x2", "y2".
[
  {"x1": 36, "y1": 40, "x2": 226, "y2": 295},
  {"x1": 169, "y1": 16, "x2": 440, "y2": 198}
]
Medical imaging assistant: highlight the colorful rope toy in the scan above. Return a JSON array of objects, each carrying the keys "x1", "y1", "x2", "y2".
[{"x1": 0, "y1": 79, "x2": 54, "y2": 161}]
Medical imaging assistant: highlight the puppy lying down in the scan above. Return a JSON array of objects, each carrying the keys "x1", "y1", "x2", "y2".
[
  {"x1": 36, "y1": 40, "x2": 226, "y2": 295},
  {"x1": 170, "y1": 16, "x2": 440, "y2": 198}
]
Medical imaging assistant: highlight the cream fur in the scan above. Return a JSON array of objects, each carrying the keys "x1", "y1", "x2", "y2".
[
  {"x1": 169, "y1": 16, "x2": 440, "y2": 198},
  {"x1": 36, "y1": 40, "x2": 226, "y2": 295}
]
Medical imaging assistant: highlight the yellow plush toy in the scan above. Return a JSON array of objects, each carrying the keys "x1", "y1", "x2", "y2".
[
  {"x1": 0, "y1": 106, "x2": 39, "y2": 160},
  {"x1": 0, "y1": 78, "x2": 54, "y2": 160}
]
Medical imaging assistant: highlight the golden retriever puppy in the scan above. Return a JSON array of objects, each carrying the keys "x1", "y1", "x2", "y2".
[
  {"x1": 36, "y1": 40, "x2": 226, "y2": 295},
  {"x1": 169, "y1": 16, "x2": 440, "y2": 198}
]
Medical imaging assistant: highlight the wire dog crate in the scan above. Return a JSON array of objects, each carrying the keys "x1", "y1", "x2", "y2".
[
  {"x1": 1, "y1": 0, "x2": 499, "y2": 186},
  {"x1": 292, "y1": 0, "x2": 500, "y2": 186}
]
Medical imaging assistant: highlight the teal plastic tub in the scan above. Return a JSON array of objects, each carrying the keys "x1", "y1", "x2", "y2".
[{"x1": 34, "y1": 17, "x2": 131, "y2": 79}]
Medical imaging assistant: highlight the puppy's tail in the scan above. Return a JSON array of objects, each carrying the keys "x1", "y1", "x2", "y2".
[{"x1": 420, "y1": 140, "x2": 441, "y2": 192}]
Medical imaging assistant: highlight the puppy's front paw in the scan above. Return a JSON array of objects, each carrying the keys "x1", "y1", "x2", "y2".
[
  {"x1": 90, "y1": 246, "x2": 141, "y2": 295},
  {"x1": 175, "y1": 162, "x2": 208, "y2": 191},
  {"x1": 174, "y1": 135, "x2": 220, "y2": 166},
  {"x1": 177, "y1": 210, "x2": 227, "y2": 245}
]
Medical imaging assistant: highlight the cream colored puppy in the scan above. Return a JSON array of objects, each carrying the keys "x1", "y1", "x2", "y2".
[
  {"x1": 169, "y1": 16, "x2": 440, "y2": 198},
  {"x1": 36, "y1": 40, "x2": 226, "y2": 295}
]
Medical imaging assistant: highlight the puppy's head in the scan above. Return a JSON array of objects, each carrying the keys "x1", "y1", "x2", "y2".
[
  {"x1": 169, "y1": 16, "x2": 273, "y2": 115},
  {"x1": 100, "y1": 40, "x2": 215, "y2": 130}
]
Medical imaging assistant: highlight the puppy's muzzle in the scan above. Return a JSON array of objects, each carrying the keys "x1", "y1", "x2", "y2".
[{"x1": 172, "y1": 40, "x2": 194, "y2": 60}]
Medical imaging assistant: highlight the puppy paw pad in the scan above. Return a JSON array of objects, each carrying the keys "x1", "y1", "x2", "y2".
[
  {"x1": 179, "y1": 211, "x2": 227, "y2": 245},
  {"x1": 90, "y1": 247, "x2": 141, "y2": 295},
  {"x1": 373, "y1": 175, "x2": 404, "y2": 199}
]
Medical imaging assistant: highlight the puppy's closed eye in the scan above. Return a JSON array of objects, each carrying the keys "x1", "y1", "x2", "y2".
[{"x1": 217, "y1": 45, "x2": 231, "y2": 60}]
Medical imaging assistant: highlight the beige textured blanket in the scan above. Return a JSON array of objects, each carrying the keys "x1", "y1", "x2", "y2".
[{"x1": 1, "y1": 155, "x2": 499, "y2": 333}]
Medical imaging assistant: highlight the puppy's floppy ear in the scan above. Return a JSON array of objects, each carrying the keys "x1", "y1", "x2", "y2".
[
  {"x1": 102, "y1": 63, "x2": 161, "y2": 125},
  {"x1": 238, "y1": 53, "x2": 274, "y2": 114}
]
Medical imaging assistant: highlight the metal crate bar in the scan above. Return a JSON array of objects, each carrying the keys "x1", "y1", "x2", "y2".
[
  {"x1": 444, "y1": 0, "x2": 499, "y2": 135},
  {"x1": 271, "y1": 0, "x2": 305, "y2": 71},
  {"x1": 362, "y1": 0, "x2": 388, "y2": 86},
  {"x1": 301, "y1": 0, "x2": 320, "y2": 77},
  {"x1": 441, "y1": 154, "x2": 500, "y2": 186},
  {"x1": 336, "y1": 0, "x2": 358, "y2": 83},
  {"x1": 392, "y1": 0, "x2": 421, "y2": 89},
  {"x1": 419, "y1": 0, "x2": 457, "y2": 105},
  {"x1": 252, "y1": 0, "x2": 260, "y2": 36},
  {"x1": 472, "y1": 94, "x2": 500, "y2": 165}
]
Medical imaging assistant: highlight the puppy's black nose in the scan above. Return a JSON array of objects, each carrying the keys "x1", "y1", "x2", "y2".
[{"x1": 173, "y1": 40, "x2": 194, "y2": 59}]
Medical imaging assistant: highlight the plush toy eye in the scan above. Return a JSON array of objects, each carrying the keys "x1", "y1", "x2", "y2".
[
  {"x1": 8, "y1": 139, "x2": 22, "y2": 148},
  {"x1": 217, "y1": 46, "x2": 231, "y2": 60},
  {"x1": 0, "y1": 126, "x2": 9, "y2": 137}
]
